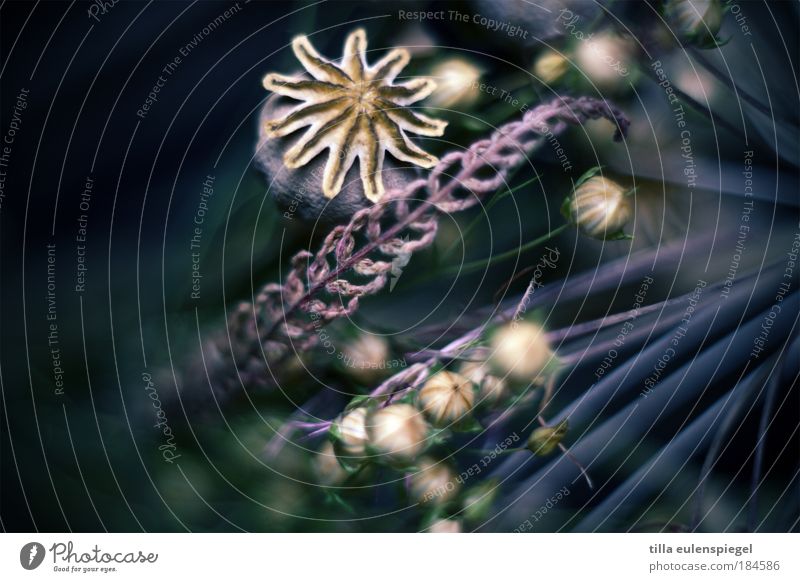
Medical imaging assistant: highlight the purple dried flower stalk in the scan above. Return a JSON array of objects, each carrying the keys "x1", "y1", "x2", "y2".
[
  {"x1": 256, "y1": 99, "x2": 625, "y2": 344},
  {"x1": 190, "y1": 97, "x2": 629, "y2": 406}
]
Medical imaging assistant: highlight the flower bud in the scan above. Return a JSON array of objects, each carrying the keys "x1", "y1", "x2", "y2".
[
  {"x1": 489, "y1": 322, "x2": 553, "y2": 383},
  {"x1": 331, "y1": 407, "x2": 368, "y2": 462},
  {"x1": 427, "y1": 518, "x2": 462, "y2": 533},
  {"x1": 462, "y1": 480, "x2": 499, "y2": 522},
  {"x1": 481, "y1": 375, "x2": 510, "y2": 404},
  {"x1": 341, "y1": 334, "x2": 390, "y2": 383},
  {"x1": 665, "y1": 0, "x2": 723, "y2": 48},
  {"x1": 409, "y1": 457, "x2": 460, "y2": 505},
  {"x1": 563, "y1": 176, "x2": 631, "y2": 240},
  {"x1": 676, "y1": 68, "x2": 718, "y2": 104},
  {"x1": 574, "y1": 33, "x2": 634, "y2": 90},
  {"x1": 313, "y1": 441, "x2": 349, "y2": 487},
  {"x1": 533, "y1": 50, "x2": 569, "y2": 84},
  {"x1": 366, "y1": 404, "x2": 430, "y2": 465},
  {"x1": 459, "y1": 361, "x2": 510, "y2": 408},
  {"x1": 418, "y1": 371, "x2": 475, "y2": 427},
  {"x1": 527, "y1": 419, "x2": 569, "y2": 456},
  {"x1": 428, "y1": 58, "x2": 482, "y2": 109}
]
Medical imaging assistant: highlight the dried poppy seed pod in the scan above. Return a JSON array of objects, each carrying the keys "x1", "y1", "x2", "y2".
[
  {"x1": 258, "y1": 28, "x2": 448, "y2": 221},
  {"x1": 533, "y1": 50, "x2": 569, "y2": 85},
  {"x1": 331, "y1": 407, "x2": 368, "y2": 461},
  {"x1": 665, "y1": 0, "x2": 723, "y2": 48},
  {"x1": 427, "y1": 518, "x2": 462, "y2": 533},
  {"x1": 418, "y1": 371, "x2": 475, "y2": 427},
  {"x1": 366, "y1": 404, "x2": 430, "y2": 465},
  {"x1": 313, "y1": 441, "x2": 350, "y2": 486},
  {"x1": 256, "y1": 93, "x2": 418, "y2": 223},
  {"x1": 564, "y1": 176, "x2": 632, "y2": 240},
  {"x1": 409, "y1": 457, "x2": 460, "y2": 505},
  {"x1": 459, "y1": 361, "x2": 509, "y2": 408},
  {"x1": 489, "y1": 322, "x2": 553, "y2": 383},
  {"x1": 527, "y1": 419, "x2": 569, "y2": 456}
]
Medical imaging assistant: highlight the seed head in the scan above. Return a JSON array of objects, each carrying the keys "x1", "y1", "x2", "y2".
[
  {"x1": 332, "y1": 407, "x2": 369, "y2": 461},
  {"x1": 459, "y1": 361, "x2": 510, "y2": 408},
  {"x1": 341, "y1": 334, "x2": 391, "y2": 383},
  {"x1": 313, "y1": 441, "x2": 350, "y2": 486},
  {"x1": 489, "y1": 322, "x2": 553, "y2": 383},
  {"x1": 527, "y1": 419, "x2": 569, "y2": 456},
  {"x1": 428, "y1": 58, "x2": 482, "y2": 108},
  {"x1": 533, "y1": 50, "x2": 569, "y2": 84},
  {"x1": 366, "y1": 404, "x2": 430, "y2": 465},
  {"x1": 418, "y1": 371, "x2": 475, "y2": 427},
  {"x1": 427, "y1": 518, "x2": 462, "y2": 533},
  {"x1": 409, "y1": 457, "x2": 460, "y2": 505},
  {"x1": 665, "y1": 0, "x2": 723, "y2": 48},
  {"x1": 564, "y1": 175, "x2": 632, "y2": 240}
]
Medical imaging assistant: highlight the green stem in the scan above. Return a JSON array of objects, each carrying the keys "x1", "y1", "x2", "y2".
[
  {"x1": 444, "y1": 224, "x2": 568, "y2": 276},
  {"x1": 439, "y1": 175, "x2": 541, "y2": 264}
]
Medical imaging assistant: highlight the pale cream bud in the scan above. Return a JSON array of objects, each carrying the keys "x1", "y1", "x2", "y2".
[
  {"x1": 489, "y1": 322, "x2": 553, "y2": 382},
  {"x1": 428, "y1": 58, "x2": 482, "y2": 108},
  {"x1": 665, "y1": 0, "x2": 723, "y2": 46},
  {"x1": 676, "y1": 68, "x2": 718, "y2": 104},
  {"x1": 427, "y1": 518, "x2": 462, "y2": 533},
  {"x1": 409, "y1": 457, "x2": 460, "y2": 505},
  {"x1": 418, "y1": 371, "x2": 475, "y2": 427},
  {"x1": 564, "y1": 176, "x2": 631, "y2": 240},
  {"x1": 313, "y1": 441, "x2": 349, "y2": 486},
  {"x1": 341, "y1": 334, "x2": 391, "y2": 383},
  {"x1": 459, "y1": 361, "x2": 510, "y2": 408},
  {"x1": 366, "y1": 404, "x2": 430, "y2": 464},
  {"x1": 458, "y1": 360, "x2": 486, "y2": 385},
  {"x1": 533, "y1": 50, "x2": 569, "y2": 84},
  {"x1": 480, "y1": 375, "x2": 510, "y2": 405},
  {"x1": 332, "y1": 407, "x2": 368, "y2": 459},
  {"x1": 574, "y1": 33, "x2": 634, "y2": 90}
]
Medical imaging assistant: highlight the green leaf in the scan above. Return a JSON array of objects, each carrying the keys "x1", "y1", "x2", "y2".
[
  {"x1": 327, "y1": 421, "x2": 342, "y2": 444},
  {"x1": 624, "y1": 185, "x2": 639, "y2": 198},
  {"x1": 419, "y1": 504, "x2": 448, "y2": 530},
  {"x1": 325, "y1": 491, "x2": 356, "y2": 513},
  {"x1": 429, "y1": 427, "x2": 452, "y2": 446},
  {"x1": 604, "y1": 231, "x2": 633, "y2": 241},
  {"x1": 332, "y1": 442, "x2": 369, "y2": 474},
  {"x1": 573, "y1": 165, "x2": 603, "y2": 188},
  {"x1": 344, "y1": 394, "x2": 374, "y2": 412},
  {"x1": 452, "y1": 416, "x2": 484, "y2": 434},
  {"x1": 697, "y1": 34, "x2": 730, "y2": 50},
  {"x1": 560, "y1": 194, "x2": 574, "y2": 222},
  {"x1": 394, "y1": 391, "x2": 417, "y2": 405},
  {"x1": 462, "y1": 479, "x2": 500, "y2": 523}
]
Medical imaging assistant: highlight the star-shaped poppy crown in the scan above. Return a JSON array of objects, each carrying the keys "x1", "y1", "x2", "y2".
[{"x1": 262, "y1": 29, "x2": 447, "y2": 203}]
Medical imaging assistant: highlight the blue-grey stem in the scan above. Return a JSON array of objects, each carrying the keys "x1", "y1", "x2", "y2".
[
  {"x1": 483, "y1": 293, "x2": 796, "y2": 531},
  {"x1": 690, "y1": 362, "x2": 770, "y2": 530}
]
